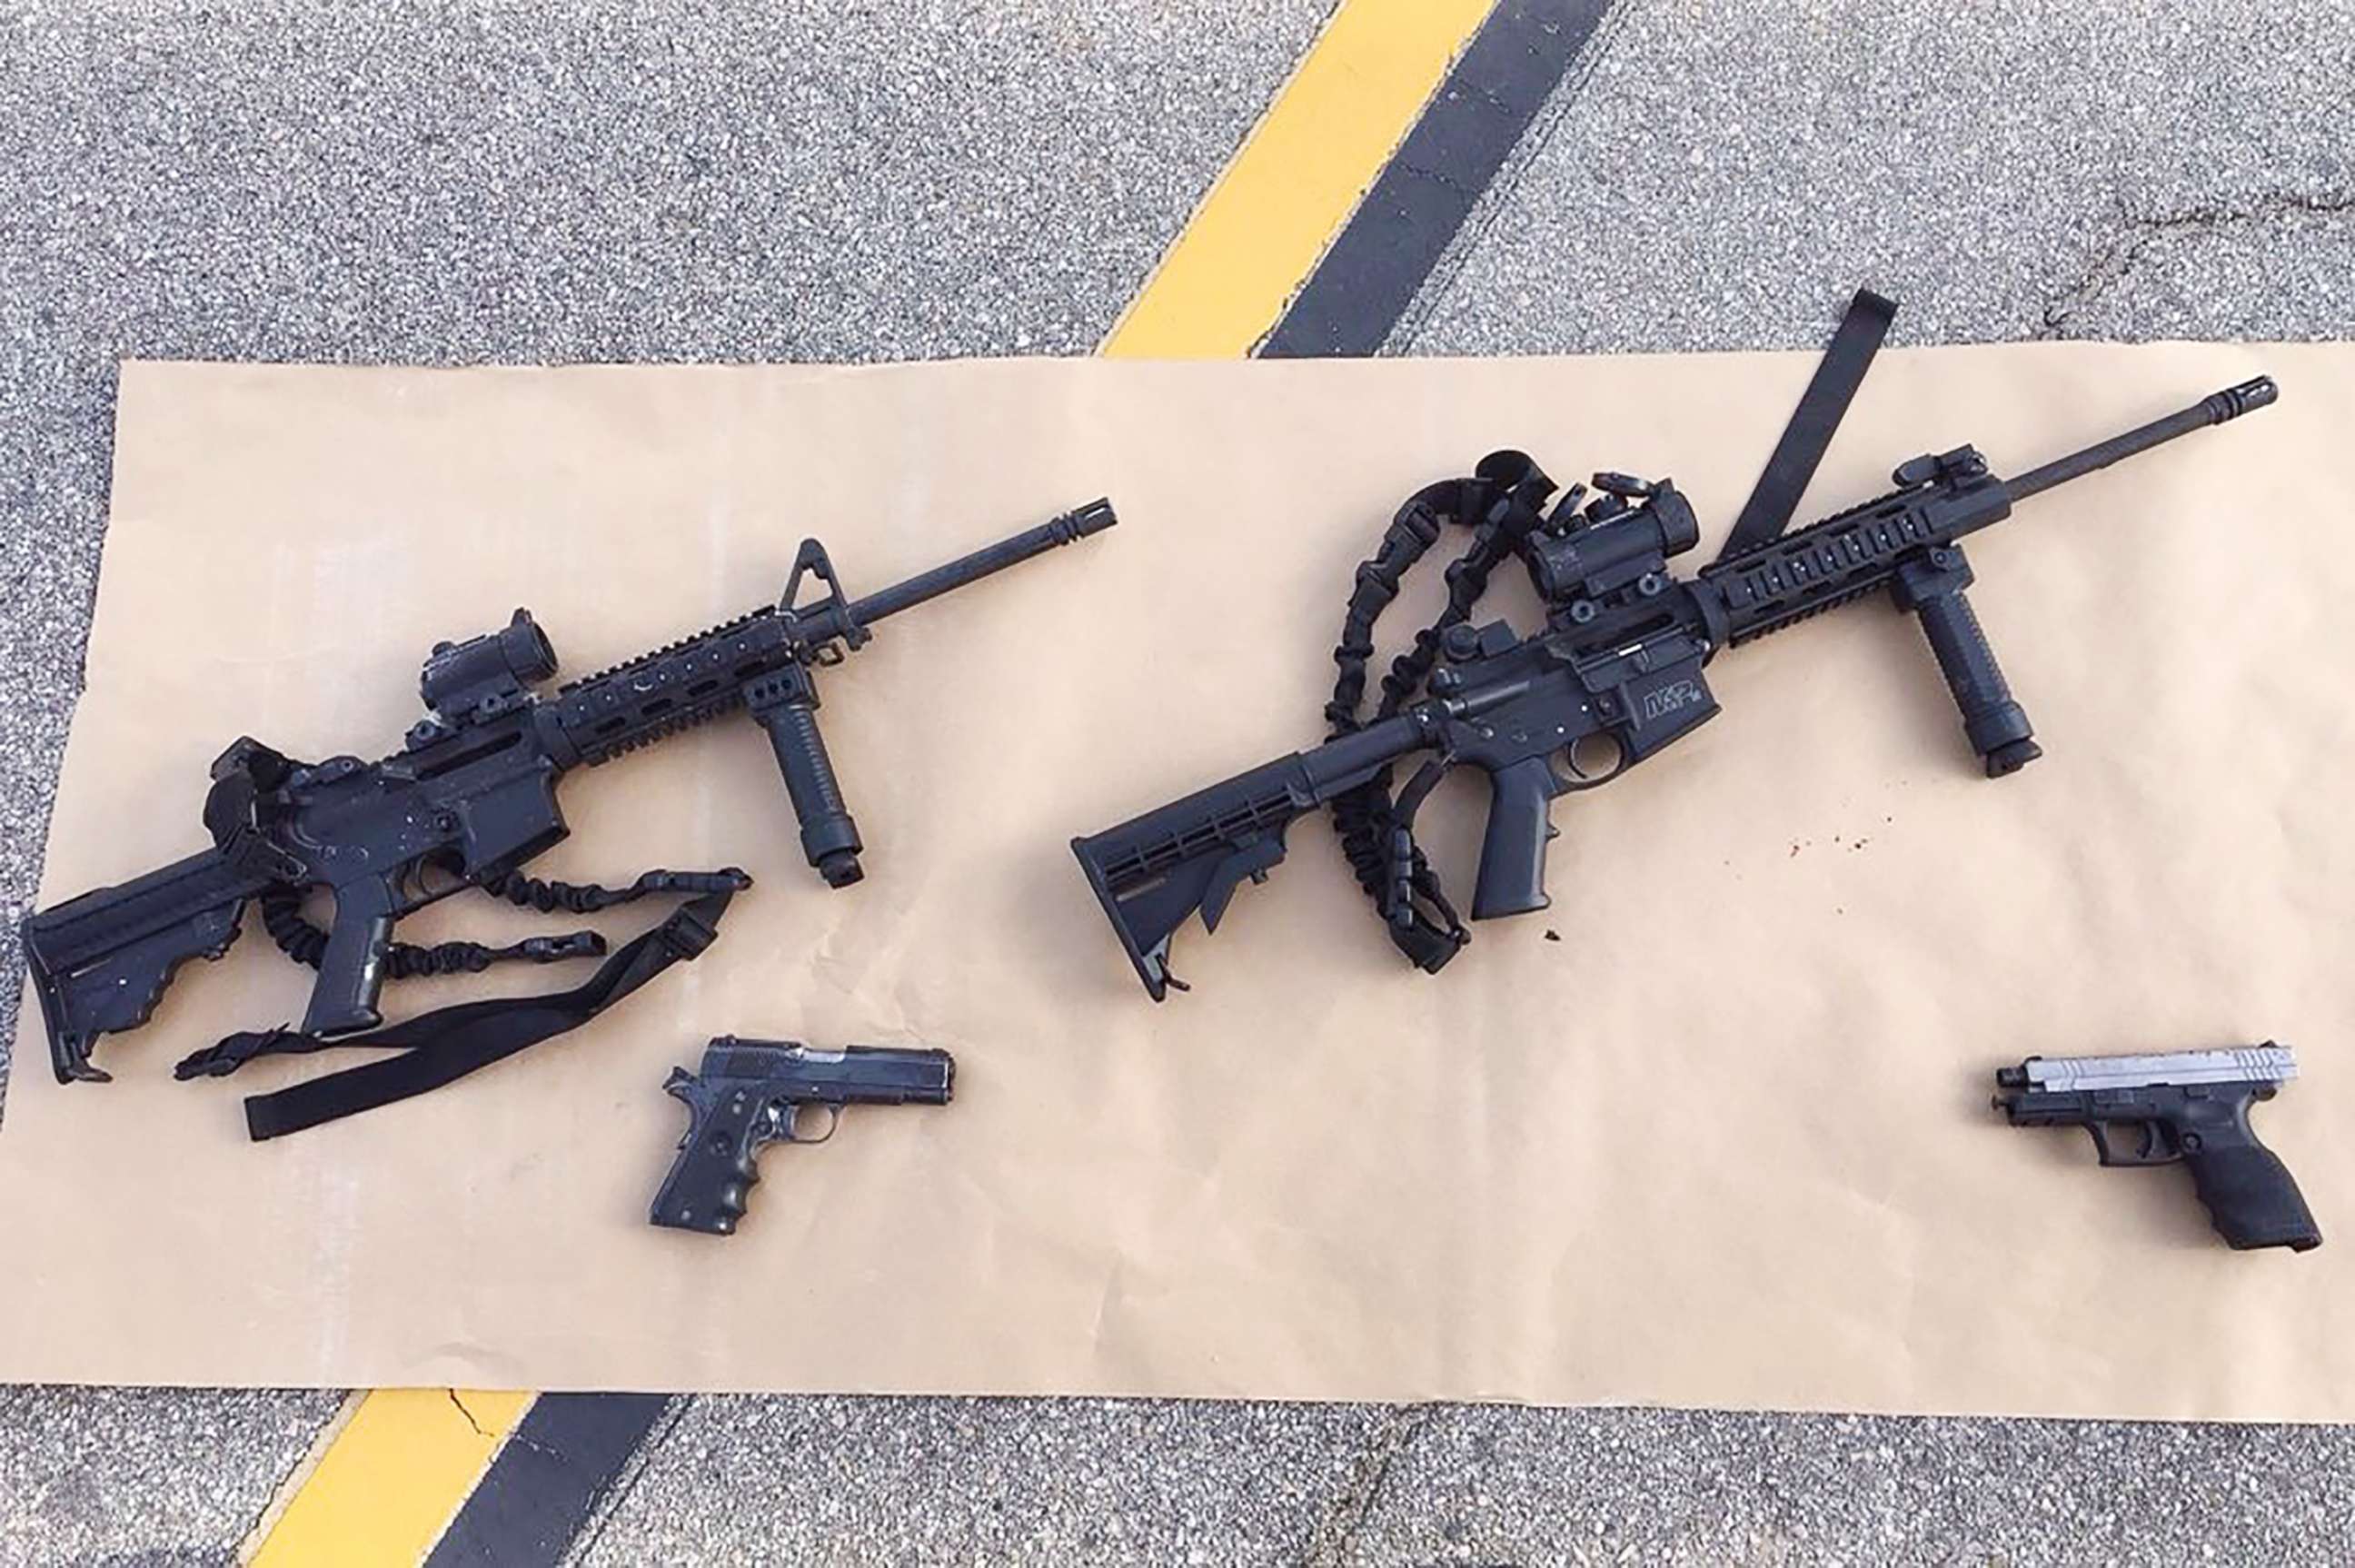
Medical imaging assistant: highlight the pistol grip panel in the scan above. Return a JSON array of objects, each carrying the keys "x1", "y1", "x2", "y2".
[
  {"x1": 1469, "y1": 757, "x2": 1562, "y2": 921},
  {"x1": 651, "y1": 1102, "x2": 764, "y2": 1236},
  {"x1": 750, "y1": 678, "x2": 864, "y2": 888},
  {"x1": 299, "y1": 888, "x2": 394, "y2": 1038},
  {"x1": 2187, "y1": 1141, "x2": 2322, "y2": 1252}
]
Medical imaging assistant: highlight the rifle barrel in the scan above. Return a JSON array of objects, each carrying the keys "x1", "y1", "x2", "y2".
[
  {"x1": 2008, "y1": 377, "x2": 2274, "y2": 503},
  {"x1": 848, "y1": 499, "x2": 1118, "y2": 627}
]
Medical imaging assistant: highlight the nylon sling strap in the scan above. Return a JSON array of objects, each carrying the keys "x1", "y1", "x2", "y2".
[
  {"x1": 1326, "y1": 459, "x2": 1555, "y2": 970},
  {"x1": 173, "y1": 887, "x2": 736, "y2": 1140},
  {"x1": 1715, "y1": 288, "x2": 1898, "y2": 561}
]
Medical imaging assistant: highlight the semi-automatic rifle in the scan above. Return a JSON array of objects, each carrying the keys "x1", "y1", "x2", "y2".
[
  {"x1": 1073, "y1": 294, "x2": 2272, "y2": 997},
  {"x1": 27, "y1": 501, "x2": 1116, "y2": 1084}
]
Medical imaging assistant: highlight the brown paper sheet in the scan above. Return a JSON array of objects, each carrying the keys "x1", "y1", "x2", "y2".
[{"x1": 2, "y1": 346, "x2": 2347, "y2": 1418}]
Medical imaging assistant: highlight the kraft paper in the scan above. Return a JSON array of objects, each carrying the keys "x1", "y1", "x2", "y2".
[{"x1": 1, "y1": 344, "x2": 2345, "y2": 1419}]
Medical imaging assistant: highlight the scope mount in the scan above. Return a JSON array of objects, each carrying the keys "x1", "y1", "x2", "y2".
[{"x1": 408, "y1": 608, "x2": 559, "y2": 748}]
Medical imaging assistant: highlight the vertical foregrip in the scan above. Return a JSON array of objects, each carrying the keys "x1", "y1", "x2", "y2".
[
  {"x1": 1911, "y1": 589, "x2": 2038, "y2": 775},
  {"x1": 1893, "y1": 551, "x2": 2040, "y2": 777},
  {"x1": 749, "y1": 680, "x2": 865, "y2": 887}
]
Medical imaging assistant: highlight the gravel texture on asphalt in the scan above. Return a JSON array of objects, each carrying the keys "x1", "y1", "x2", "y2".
[
  {"x1": 4, "y1": 0, "x2": 2351, "y2": 1563},
  {"x1": 0, "y1": 1384, "x2": 345, "y2": 1565},
  {"x1": 570, "y1": 1398, "x2": 2355, "y2": 1566},
  {"x1": 1402, "y1": 0, "x2": 2355, "y2": 354}
]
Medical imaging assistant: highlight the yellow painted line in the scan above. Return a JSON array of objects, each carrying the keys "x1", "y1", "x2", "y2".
[
  {"x1": 243, "y1": 5, "x2": 1481, "y2": 1560},
  {"x1": 1101, "y1": 0, "x2": 1494, "y2": 359},
  {"x1": 244, "y1": 1389, "x2": 534, "y2": 1566}
]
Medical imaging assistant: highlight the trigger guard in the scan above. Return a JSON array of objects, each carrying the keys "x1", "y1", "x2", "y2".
[
  {"x1": 2087, "y1": 1119, "x2": 2176, "y2": 1168},
  {"x1": 780, "y1": 1102, "x2": 841, "y2": 1145},
  {"x1": 1555, "y1": 730, "x2": 1629, "y2": 792}
]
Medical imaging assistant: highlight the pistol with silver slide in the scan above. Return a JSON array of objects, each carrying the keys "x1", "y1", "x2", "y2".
[{"x1": 1995, "y1": 1045, "x2": 2320, "y2": 1252}]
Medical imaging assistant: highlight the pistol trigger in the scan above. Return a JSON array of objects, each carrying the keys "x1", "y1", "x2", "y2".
[{"x1": 2088, "y1": 1118, "x2": 2177, "y2": 1168}]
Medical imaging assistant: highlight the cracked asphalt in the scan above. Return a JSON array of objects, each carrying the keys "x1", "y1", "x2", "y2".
[
  {"x1": 1402, "y1": 0, "x2": 2355, "y2": 354},
  {"x1": 3, "y1": 0, "x2": 2353, "y2": 1563}
]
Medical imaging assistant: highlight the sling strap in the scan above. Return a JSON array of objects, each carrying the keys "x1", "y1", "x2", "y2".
[
  {"x1": 1716, "y1": 288, "x2": 1897, "y2": 561},
  {"x1": 1326, "y1": 457, "x2": 1556, "y2": 969},
  {"x1": 1326, "y1": 288, "x2": 1899, "y2": 967},
  {"x1": 174, "y1": 886, "x2": 738, "y2": 1140}
]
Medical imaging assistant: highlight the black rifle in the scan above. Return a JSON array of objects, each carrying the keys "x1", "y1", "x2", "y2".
[
  {"x1": 1996, "y1": 1047, "x2": 2320, "y2": 1252},
  {"x1": 1072, "y1": 344, "x2": 2271, "y2": 997},
  {"x1": 27, "y1": 501, "x2": 1117, "y2": 1083},
  {"x1": 651, "y1": 1037, "x2": 955, "y2": 1236}
]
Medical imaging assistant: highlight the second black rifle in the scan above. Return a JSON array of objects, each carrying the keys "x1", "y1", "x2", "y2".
[{"x1": 1073, "y1": 350, "x2": 2271, "y2": 997}]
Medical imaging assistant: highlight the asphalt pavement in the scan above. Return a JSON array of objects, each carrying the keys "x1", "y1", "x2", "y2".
[
  {"x1": 2, "y1": 0, "x2": 2350, "y2": 1562},
  {"x1": 1404, "y1": 0, "x2": 2355, "y2": 355}
]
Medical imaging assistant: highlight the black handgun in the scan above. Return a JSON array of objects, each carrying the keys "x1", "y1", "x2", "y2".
[
  {"x1": 1995, "y1": 1046, "x2": 2320, "y2": 1252},
  {"x1": 651, "y1": 1037, "x2": 954, "y2": 1236}
]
